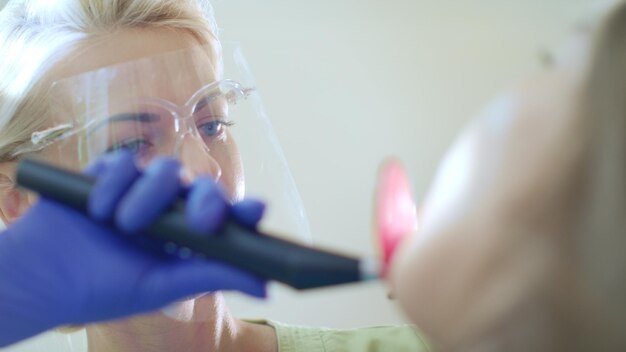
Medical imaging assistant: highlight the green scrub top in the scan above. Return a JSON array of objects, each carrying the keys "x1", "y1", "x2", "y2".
[{"x1": 252, "y1": 320, "x2": 432, "y2": 352}]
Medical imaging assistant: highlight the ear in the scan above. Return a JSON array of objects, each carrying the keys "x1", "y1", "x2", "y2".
[{"x1": 0, "y1": 162, "x2": 32, "y2": 225}]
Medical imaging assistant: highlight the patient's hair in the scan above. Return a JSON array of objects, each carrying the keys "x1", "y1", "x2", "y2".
[
  {"x1": 0, "y1": 0, "x2": 218, "y2": 162},
  {"x1": 572, "y1": 0, "x2": 626, "y2": 348}
]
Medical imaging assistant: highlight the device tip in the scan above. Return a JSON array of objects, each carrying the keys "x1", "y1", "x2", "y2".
[{"x1": 359, "y1": 257, "x2": 382, "y2": 281}]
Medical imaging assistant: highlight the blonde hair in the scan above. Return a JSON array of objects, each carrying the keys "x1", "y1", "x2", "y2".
[{"x1": 0, "y1": 0, "x2": 219, "y2": 161}]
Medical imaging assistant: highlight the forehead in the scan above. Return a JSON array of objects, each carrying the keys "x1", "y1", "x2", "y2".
[
  {"x1": 53, "y1": 27, "x2": 220, "y2": 79},
  {"x1": 51, "y1": 28, "x2": 222, "y2": 112},
  {"x1": 84, "y1": 45, "x2": 220, "y2": 107}
]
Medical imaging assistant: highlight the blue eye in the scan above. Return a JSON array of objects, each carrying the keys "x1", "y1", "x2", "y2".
[
  {"x1": 106, "y1": 138, "x2": 153, "y2": 155},
  {"x1": 198, "y1": 120, "x2": 234, "y2": 138}
]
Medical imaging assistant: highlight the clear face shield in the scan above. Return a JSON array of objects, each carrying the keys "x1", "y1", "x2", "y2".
[
  {"x1": 12, "y1": 43, "x2": 311, "y2": 335},
  {"x1": 15, "y1": 43, "x2": 310, "y2": 243}
]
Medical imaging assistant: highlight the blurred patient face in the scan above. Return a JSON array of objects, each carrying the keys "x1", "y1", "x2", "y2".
[
  {"x1": 392, "y1": 33, "x2": 592, "y2": 350},
  {"x1": 45, "y1": 28, "x2": 243, "y2": 199}
]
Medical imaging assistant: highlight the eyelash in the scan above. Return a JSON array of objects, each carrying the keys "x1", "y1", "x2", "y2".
[
  {"x1": 197, "y1": 119, "x2": 235, "y2": 139},
  {"x1": 106, "y1": 138, "x2": 153, "y2": 155},
  {"x1": 103, "y1": 120, "x2": 234, "y2": 155}
]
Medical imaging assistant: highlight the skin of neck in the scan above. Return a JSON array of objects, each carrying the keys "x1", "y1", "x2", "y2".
[{"x1": 86, "y1": 293, "x2": 277, "y2": 352}]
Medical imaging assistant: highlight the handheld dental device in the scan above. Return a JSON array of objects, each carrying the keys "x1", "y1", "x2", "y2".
[{"x1": 16, "y1": 158, "x2": 380, "y2": 290}]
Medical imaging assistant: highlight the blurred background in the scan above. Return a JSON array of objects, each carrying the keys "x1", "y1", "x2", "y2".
[
  {"x1": 0, "y1": 0, "x2": 604, "y2": 350},
  {"x1": 214, "y1": 0, "x2": 598, "y2": 328}
]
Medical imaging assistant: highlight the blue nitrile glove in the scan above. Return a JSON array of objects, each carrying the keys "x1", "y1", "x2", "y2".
[
  {"x1": 87, "y1": 151, "x2": 265, "y2": 235},
  {"x1": 0, "y1": 151, "x2": 266, "y2": 347}
]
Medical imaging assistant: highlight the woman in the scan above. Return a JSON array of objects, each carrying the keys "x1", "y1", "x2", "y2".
[
  {"x1": 390, "y1": 1, "x2": 626, "y2": 351},
  {"x1": 0, "y1": 0, "x2": 426, "y2": 351},
  {"x1": 0, "y1": 0, "x2": 278, "y2": 350}
]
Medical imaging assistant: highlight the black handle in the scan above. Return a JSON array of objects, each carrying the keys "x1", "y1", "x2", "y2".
[{"x1": 16, "y1": 158, "x2": 363, "y2": 290}]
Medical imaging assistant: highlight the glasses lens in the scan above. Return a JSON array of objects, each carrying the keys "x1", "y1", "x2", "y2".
[{"x1": 191, "y1": 88, "x2": 235, "y2": 149}]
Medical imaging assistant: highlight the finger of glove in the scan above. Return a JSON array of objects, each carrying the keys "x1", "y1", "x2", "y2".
[
  {"x1": 185, "y1": 177, "x2": 228, "y2": 235},
  {"x1": 115, "y1": 158, "x2": 181, "y2": 234},
  {"x1": 231, "y1": 199, "x2": 266, "y2": 229},
  {"x1": 137, "y1": 260, "x2": 266, "y2": 310},
  {"x1": 88, "y1": 151, "x2": 140, "y2": 222},
  {"x1": 83, "y1": 156, "x2": 109, "y2": 177}
]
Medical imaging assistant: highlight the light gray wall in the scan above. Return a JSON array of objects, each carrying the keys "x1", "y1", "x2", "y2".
[{"x1": 1, "y1": 0, "x2": 601, "y2": 351}]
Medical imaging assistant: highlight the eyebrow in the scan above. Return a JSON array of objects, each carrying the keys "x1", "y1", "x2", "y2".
[
  {"x1": 192, "y1": 92, "x2": 231, "y2": 115},
  {"x1": 88, "y1": 112, "x2": 161, "y2": 136},
  {"x1": 193, "y1": 95, "x2": 216, "y2": 114}
]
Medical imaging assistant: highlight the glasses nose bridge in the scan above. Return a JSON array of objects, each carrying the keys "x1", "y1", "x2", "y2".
[
  {"x1": 171, "y1": 113, "x2": 194, "y2": 138},
  {"x1": 173, "y1": 132, "x2": 222, "y2": 183},
  {"x1": 167, "y1": 97, "x2": 203, "y2": 144},
  {"x1": 168, "y1": 100, "x2": 196, "y2": 124},
  {"x1": 155, "y1": 100, "x2": 221, "y2": 182}
]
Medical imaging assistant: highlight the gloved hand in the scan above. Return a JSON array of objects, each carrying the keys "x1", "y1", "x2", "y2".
[{"x1": 0, "y1": 151, "x2": 266, "y2": 347}]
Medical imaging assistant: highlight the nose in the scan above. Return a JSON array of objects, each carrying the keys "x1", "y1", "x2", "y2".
[{"x1": 175, "y1": 133, "x2": 222, "y2": 184}]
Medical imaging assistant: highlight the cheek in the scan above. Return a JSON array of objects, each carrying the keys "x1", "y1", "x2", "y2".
[{"x1": 211, "y1": 137, "x2": 243, "y2": 202}]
